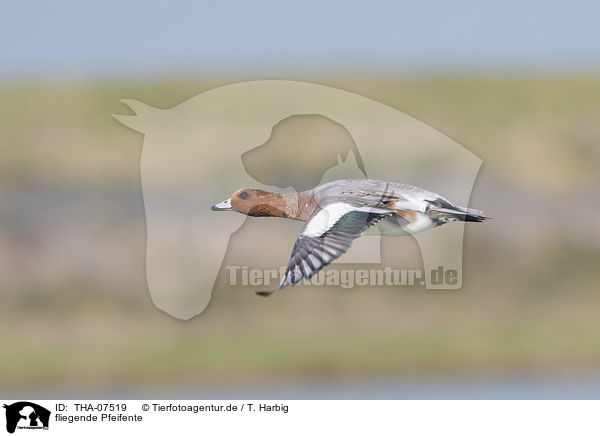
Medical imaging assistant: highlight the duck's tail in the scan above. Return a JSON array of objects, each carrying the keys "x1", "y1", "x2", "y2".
[
  {"x1": 444, "y1": 205, "x2": 488, "y2": 222},
  {"x1": 427, "y1": 199, "x2": 489, "y2": 223}
]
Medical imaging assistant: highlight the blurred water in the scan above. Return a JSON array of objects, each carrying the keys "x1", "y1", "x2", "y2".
[{"x1": 8, "y1": 376, "x2": 600, "y2": 400}]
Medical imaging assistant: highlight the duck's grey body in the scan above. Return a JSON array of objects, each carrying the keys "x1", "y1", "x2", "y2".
[{"x1": 305, "y1": 179, "x2": 483, "y2": 236}]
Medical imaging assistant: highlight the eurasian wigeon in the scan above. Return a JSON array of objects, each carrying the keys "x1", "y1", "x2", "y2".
[{"x1": 211, "y1": 179, "x2": 488, "y2": 295}]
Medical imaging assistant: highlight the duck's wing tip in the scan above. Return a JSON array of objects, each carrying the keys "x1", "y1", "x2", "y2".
[{"x1": 256, "y1": 289, "x2": 277, "y2": 297}]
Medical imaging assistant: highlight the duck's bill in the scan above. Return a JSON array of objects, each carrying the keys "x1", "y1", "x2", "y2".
[{"x1": 211, "y1": 198, "x2": 233, "y2": 211}]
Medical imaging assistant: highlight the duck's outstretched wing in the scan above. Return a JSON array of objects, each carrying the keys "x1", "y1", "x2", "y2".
[{"x1": 257, "y1": 203, "x2": 395, "y2": 296}]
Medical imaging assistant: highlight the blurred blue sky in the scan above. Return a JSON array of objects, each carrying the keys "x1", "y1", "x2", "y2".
[{"x1": 2, "y1": 0, "x2": 599, "y2": 80}]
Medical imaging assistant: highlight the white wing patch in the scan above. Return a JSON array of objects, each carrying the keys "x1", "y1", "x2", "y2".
[
  {"x1": 302, "y1": 203, "x2": 353, "y2": 237},
  {"x1": 302, "y1": 203, "x2": 391, "y2": 238}
]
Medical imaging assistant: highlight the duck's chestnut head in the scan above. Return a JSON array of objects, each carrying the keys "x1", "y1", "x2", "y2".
[{"x1": 211, "y1": 188, "x2": 288, "y2": 217}]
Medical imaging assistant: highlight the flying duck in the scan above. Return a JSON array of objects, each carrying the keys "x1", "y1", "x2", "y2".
[{"x1": 211, "y1": 179, "x2": 488, "y2": 295}]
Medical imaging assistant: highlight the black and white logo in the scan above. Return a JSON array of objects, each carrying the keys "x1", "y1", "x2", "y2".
[{"x1": 3, "y1": 402, "x2": 50, "y2": 433}]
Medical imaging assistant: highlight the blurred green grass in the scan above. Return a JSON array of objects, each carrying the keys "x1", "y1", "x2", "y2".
[{"x1": 1, "y1": 75, "x2": 599, "y2": 393}]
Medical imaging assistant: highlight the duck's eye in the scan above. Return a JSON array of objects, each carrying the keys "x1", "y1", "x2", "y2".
[{"x1": 239, "y1": 191, "x2": 249, "y2": 200}]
